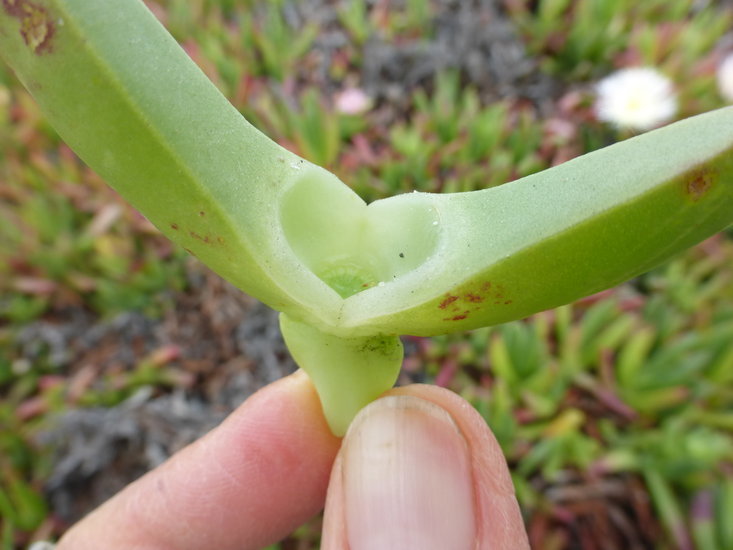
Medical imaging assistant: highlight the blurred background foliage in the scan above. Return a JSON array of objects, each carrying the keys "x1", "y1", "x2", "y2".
[{"x1": 1, "y1": 0, "x2": 733, "y2": 548}]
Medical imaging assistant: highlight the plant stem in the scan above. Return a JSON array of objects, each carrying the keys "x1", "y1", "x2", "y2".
[{"x1": 280, "y1": 314, "x2": 403, "y2": 435}]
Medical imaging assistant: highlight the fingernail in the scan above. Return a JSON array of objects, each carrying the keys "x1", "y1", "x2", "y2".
[{"x1": 342, "y1": 395, "x2": 476, "y2": 550}]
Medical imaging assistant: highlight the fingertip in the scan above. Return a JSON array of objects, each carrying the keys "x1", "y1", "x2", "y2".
[
  {"x1": 322, "y1": 385, "x2": 529, "y2": 550},
  {"x1": 387, "y1": 385, "x2": 529, "y2": 550},
  {"x1": 388, "y1": 385, "x2": 516, "y2": 496}
]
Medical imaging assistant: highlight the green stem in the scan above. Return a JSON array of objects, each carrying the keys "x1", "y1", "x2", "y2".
[{"x1": 279, "y1": 314, "x2": 403, "y2": 435}]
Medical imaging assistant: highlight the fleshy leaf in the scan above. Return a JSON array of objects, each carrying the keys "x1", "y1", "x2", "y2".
[
  {"x1": 2, "y1": 1, "x2": 732, "y2": 341},
  {"x1": 3, "y1": 0, "x2": 733, "y2": 433},
  {"x1": 0, "y1": 0, "x2": 343, "y2": 326},
  {"x1": 337, "y1": 108, "x2": 733, "y2": 336}
]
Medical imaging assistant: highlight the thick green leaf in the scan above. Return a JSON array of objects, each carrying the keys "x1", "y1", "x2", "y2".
[
  {"x1": 0, "y1": 0, "x2": 344, "y2": 326},
  {"x1": 4, "y1": 0, "x2": 733, "y2": 433},
  {"x1": 3, "y1": 1, "x2": 732, "y2": 342},
  {"x1": 334, "y1": 108, "x2": 733, "y2": 336}
]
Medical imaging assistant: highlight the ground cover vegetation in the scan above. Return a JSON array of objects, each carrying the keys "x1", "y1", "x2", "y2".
[{"x1": 1, "y1": 0, "x2": 733, "y2": 548}]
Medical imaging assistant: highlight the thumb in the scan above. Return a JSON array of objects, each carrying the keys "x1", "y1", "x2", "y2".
[{"x1": 321, "y1": 385, "x2": 529, "y2": 550}]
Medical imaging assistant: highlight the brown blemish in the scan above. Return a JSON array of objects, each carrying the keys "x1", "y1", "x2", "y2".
[
  {"x1": 189, "y1": 231, "x2": 225, "y2": 245},
  {"x1": 189, "y1": 230, "x2": 211, "y2": 243},
  {"x1": 198, "y1": 211, "x2": 205, "y2": 217},
  {"x1": 685, "y1": 168, "x2": 716, "y2": 202},
  {"x1": 438, "y1": 280, "x2": 511, "y2": 319},
  {"x1": 170, "y1": 223, "x2": 179, "y2": 230},
  {"x1": 439, "y1": 295, "x2": 458, "y2": 310},
  {"x1": 2, "y1": 0, "x2": 55, "y2": 54},
  {"x1": 444, "y1": 311, "x2": 469, "y2": 321},
  {"x1": 183, "y1": 247, "x2": 196, "y2": 256}
]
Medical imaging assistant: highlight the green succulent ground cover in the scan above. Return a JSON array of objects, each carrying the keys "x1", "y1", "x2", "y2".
[{"x1": 1, "y1": 0, "x2": 733, "y2": 548}]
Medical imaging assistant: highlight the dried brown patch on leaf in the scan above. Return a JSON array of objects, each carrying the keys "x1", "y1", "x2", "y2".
[
  {"x1": 189, "y1": 230, "x2": 211, "y2": 243},
  {"x1": 2, "y1": 0, "x2": 56, "y2": 54},
  {"x1": 684, "y1": 167, "x2": 717, "y2": 202},
  {"x1": 438, "y1": 294, "x2": 458, "y2": 309},
  {"x1": 439, "y1": 281, "x2": 512, "y2": 321},
  {"x1": 446, "y1": 311, "x2": 469, "y2": 321},
  {"x1": 187, "y1": 230, "x2": 226, "y2": 246}
]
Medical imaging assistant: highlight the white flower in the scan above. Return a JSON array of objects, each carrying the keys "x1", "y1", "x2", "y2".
[
  {"x1": 716, "y1": 53, "x2": 733, "y2": 102},
  {"x1": 334, "y1": 87, "x2": 372, "y2": 115},
  {"x1": 595, "y1": 67, "x2": 677, "y2": 131}
]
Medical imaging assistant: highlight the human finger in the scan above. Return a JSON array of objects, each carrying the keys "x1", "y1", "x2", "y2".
[
  {"x1": 57, "y1": 370, "x2": 341, "y2": 550},
  {"x1": 321, "y1": 384, "x2": 529, "y2": 550}
]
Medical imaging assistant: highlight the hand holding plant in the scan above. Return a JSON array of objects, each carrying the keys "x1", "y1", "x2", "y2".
[
  {"x1": 2, "y1": 0, "x2": 731, "y2": 436},
  {"x1": 2, "y1": 1, "x2": 733, "y2": 548},
  {"x1": 54, "y1": 373, "x2": 528, "y2": 550}
]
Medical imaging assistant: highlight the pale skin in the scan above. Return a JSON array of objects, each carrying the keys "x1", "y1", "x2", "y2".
[{"x1": 56, "y1": 371, "x2": 529, "y2": 550}]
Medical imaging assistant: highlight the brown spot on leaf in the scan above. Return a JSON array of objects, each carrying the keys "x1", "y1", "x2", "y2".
[
  {"x1": 444, "y1": 311, "x2": 469, "y2": 321},
  {"x1": 439, "y1": 295, "x2": 459, "y2": 310},
  {"x1": 464, "y1": 293, "x2": 483, "y2": 303},
  {"x1": 2, "y1": 0, "x2": 55, "y2": 54},
  {"x1": 685, "y1": 168, "x2": 716, "y2": 201},
  {"x1": 188, "y1": 230, "x2": 225, "y2": 246},
  {"x1": 170, "y1": 223, "x2": 179, "y2": 230},
  {"x1": 199, "y1": 211, "x2": 206, "y2": 217},
  {"x1": 189, "y1": 230, "x2": 211, "y2": 243}
]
